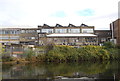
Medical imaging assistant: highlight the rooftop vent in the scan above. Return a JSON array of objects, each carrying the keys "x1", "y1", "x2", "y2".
[
  {"x1": 68, "y1": 24, "x2": 76, "y2": 27},
  {"x1": 56, "y1": 24, "x2": 63, "y2": 27},
  {"x1": 80, "y1": 23, "x2": 88, "y2": 27},
  {"x1": 43, "y1": 24, "x2": 50, "y2": 27}
]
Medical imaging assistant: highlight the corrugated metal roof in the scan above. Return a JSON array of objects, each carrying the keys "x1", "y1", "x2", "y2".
[{"x1": 47, "y1": 34, "x2": 97, "y2": 37}]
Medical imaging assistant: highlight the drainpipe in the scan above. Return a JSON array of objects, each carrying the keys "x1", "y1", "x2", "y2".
[
  {"x1": 110, "y1": 22, "x2": 115, "y2": 44},
  {"x1": 111, "y1": 22, "x2": 114, "y2": 40}
]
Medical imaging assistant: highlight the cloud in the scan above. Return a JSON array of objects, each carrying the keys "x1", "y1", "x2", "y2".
[
  {"x1": 118, "y1": 1, "x2": 120, "y2": 18},
  {"x1": 77, "y1": 9, "x2": 95, "y2": 16},
  {"x1": 51, "y1": 11, "x2": 66, "y2": 18},
  {"x1": 0, "y1": 0, "x2": 119, "y2": 29},
  {"x1": 84, "y1": 12, "x2": 118, "y2": 22}
]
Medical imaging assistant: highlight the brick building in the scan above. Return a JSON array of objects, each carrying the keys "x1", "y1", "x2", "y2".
[
  {"x1": 0, "y1": 23, "x2": 113, "y2": 46},
  {"x1": 94, "y1": 30, "x2": 111, "y2": 45},
  {"x1": 20, "y1": 28, "x2": 39, "y2": 45},
  {"x1": 0, "y1": 28, "x2": 20, "y2": 45},
  {"x1": 38, "y1": 24, "x2": 98, "y2": 46},
  {"x1": 110, "y1": 19, "x2": 120, "y2": 45}
]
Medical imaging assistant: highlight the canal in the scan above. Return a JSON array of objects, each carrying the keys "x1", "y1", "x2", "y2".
[{"x1": 2, "y1": 61, "x2": 120, "y2": 80}]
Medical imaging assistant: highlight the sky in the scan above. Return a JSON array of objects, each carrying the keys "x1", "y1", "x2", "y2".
[{"x1": 0, "y1": 0, "x2": 119, "y2": 29}]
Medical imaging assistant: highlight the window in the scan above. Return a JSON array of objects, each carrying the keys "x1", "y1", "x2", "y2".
[
  {"x1": 101, "y1": 38, "x2": 106, "y2": 42},
  {"x1": 41, "y1": 29, "x2": 53, "y2": 33},
  {"x1": 37, "y1": 30, "x2": 40, "y2": 33},
  {"x1": 55, "y1": 29, "x2": 67, "y2": 33},
  {"x1": 0, "y1": 37, "x2": 9, "y2": 39},
  {"x1": 0, "y1": 30, "x2": 2, "y2": 34},
  {"x1": 2, "y1": 30, "x2": 5, "y2": 34},
  {"x1": 16, "y1": 30, "x2": 20, "y2": 34},
  {"x1": 10, "y1": 36, "x2": 19, "y2": 39},
  {"x1": 1, "y1": 30, "x2": 10, "y2": 34},
  {"x1": 82, "y1": 29, "x2": 94, "y2": 33},
  {"x1": 31, "y1": 37, "x2": 35, "y2": 39},
  {"x1": 21, "y1": 30, "x2": 25, "y2": 33},
  {"x1": 10, "y1": 30, "x2": 18, "y2": 34},
  {"x1": 0, "y1": 30, "x2": 20, "y2": 34},
  {"x1": 39, "y1": 34, "x2": 45, "y2": 37},
  {"x1": 11, "y1": 31, "x2": 14, "y2": 34},
  {"x1": 68, "y1": 29, "x2": 80, "y2": 33},
  {"x1": 5, "y1": 31, "x2": 9, "y2": 34},
  {"x1": 26, "y1": 30, "x2": 35, "y2": 33}
]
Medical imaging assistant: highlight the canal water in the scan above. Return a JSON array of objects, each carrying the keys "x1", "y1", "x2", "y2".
[{"x1": 2, "y1": 61, "x2": 120, "y2": 80}]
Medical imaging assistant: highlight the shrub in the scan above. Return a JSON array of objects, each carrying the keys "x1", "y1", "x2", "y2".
[
  {"x1": 46, "y1": 46, "x2": 66, "y2": 62},
  {"x1": 76, "y1": 45, "x2": 110, "y2": 61},
  {"x1": 45, "y1": 45, "x2": 112, "y2": 62},
  {"x1": 103, "y1": 42, "x2": 115, "y2": 48},
  {"x1": 24, "y1": 48, "x2": 36, "y2": 61},
  {"x1": 2, "y1": 56, "x2": 14, "y2": 62},
  {"x1": 36, "y1": 54, "x2": 46, "y2": 62}
]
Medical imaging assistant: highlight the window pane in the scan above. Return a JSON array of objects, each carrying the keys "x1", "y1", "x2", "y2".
[
  {"x1": 21, "y1": 30, "x2": 25, "y2": 33},
  {"x1": 37, "y1": 30, "x2": 40, "y2": 33},
  {"x1": 5, "y1": 31, "x2": 9, "y2": 34},
  {"x1": 10, "y1": 36, "x2": 19, "y2": 39},
  {"x1": 82, "y1": 29, "x2": 93, "y2": 33},
  {"x1": 0, "y1": 36, "x2": 9, "y2": 39},
  {"x1": 0, "y1": 30, "x2": 2, "y2": 34},
  {"x1": 68, "y1": 29, "x2": 80, "y2": 33},
  {"x1": 55, "y1": 29, "x2": 67, "y2": 33},
  {"x1": 42, "y1": 29, "x2": 53, "y2": 33}
]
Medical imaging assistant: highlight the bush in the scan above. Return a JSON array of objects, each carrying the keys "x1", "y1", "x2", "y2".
[
  {"x1": 78, "y1": 45, "x2": 110, "y2": 61},
  {"x1": 45, "y1": 45, "x2": 112, "y2": 62},
  {"x1": 102, "y1": 42, "x2": 120, "y2": 60},
  {"x1": 36, "y1": 54, "x2": 46, "y2": 62},
  {"x1": 23, "y1": 48, "x2": 36, "y2": 61},
  {"x1": 46, "y1": 46, "x2": 66, "y2": 62},
  {"x1": 2, "y1": 56, "x2": 14, "y2": 62},
  {"x1": 4, "y1": 44, "x2": 119, "y2": 62},
  {"x1": 103, "y1": 42, "x2": 115, "y2": 48}
]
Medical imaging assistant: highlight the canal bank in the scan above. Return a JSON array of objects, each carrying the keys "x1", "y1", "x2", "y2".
[{"x1": 2, "y1": 43, "x2": 120, "y2": 63}]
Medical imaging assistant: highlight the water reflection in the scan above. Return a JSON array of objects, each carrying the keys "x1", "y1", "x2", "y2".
[{"x1": 2, "y1": 61, "x2": 120, "y2": 80}]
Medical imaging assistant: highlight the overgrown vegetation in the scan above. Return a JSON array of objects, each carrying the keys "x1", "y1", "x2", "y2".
[
  {"x1": 2, "y1": 42, "x2": 120, "y2": 62},
  {"x1": 103, "y1": 42, "x2": 120, "y2": 60},
  {"x1": 46, "y1": 45, "x2": 109, "y2": 62}
]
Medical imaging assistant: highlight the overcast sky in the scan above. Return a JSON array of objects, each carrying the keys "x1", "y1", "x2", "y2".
[{"x1": 0, "y1": 0, "x2": 119, "y2": 29}]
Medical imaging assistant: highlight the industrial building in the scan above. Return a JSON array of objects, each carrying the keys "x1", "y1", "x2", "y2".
[
  {"x1": 110, "y1": 19, "x2": 120, "y2": 45},
  {"x1": 38, "y1": 24, "x2": 98, "y2": 46},
  {"x1": 0, "y1": 23, "x2": 112, "y2": 46},
  {"x1": 0, "y1": 23, "x2": 112, "y2": 56}
]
